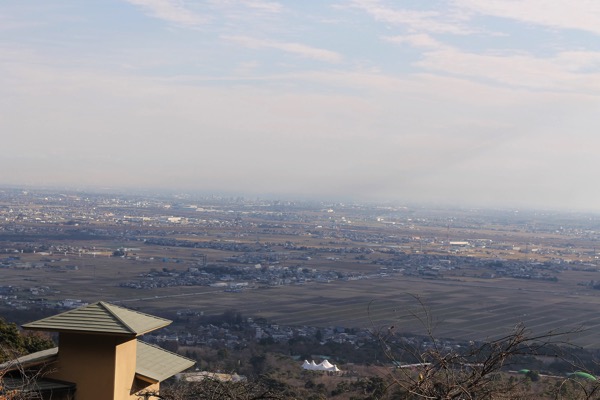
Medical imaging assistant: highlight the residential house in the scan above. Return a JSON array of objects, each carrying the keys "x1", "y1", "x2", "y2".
[{"x1": 1, "y1": 301, "x2": 194, "y2": 400}]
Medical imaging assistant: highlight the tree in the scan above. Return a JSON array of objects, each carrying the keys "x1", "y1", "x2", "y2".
[
  {"x1": 0, "y1": 345, "x2": 49, "y2": 400},
  {"x1": 0, "y1": 318, "x2": 53, "y2": 363},
  {"x1": 525, "y1": 370, "x2": 540, "y2": 382},
  {"x1": 0, "y1": 318, "x2": 54, "y2": 399},
  {"x1": 370, "y1": 295, "x2": 588, "y2": 400},
  {"x1": 143, "y1": 376, "x2": 289, "y2": 400}
]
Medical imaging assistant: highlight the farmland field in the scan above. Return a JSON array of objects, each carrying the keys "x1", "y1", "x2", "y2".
[
  {"x1": 2, "y1": 189, "x2": 600, "y2": 348},
  {"x1": 4, "y1": 254, "x2": 600, "y2": 347}
]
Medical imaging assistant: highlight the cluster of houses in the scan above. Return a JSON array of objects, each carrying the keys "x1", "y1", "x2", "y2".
[
  {"x1": 119, "y1": 263, "x2": 373, "y2": 290},
  {"x1": 146, "y1": 318, "x2": 368, "y2": 350},
  {"x1": 376, "y1": 252, "x2": 564, "y2": 282}
]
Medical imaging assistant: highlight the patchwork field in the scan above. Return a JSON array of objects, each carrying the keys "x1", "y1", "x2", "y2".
[
  {"x1": 3, "y1": 191, "x2": 600, "y2": 349},
  {"x1": 133, "y1": 272, "x2": 598, "y2": 348},
  {"x1": 5, "y1": 256, "x2": 592, "y2": 347}
]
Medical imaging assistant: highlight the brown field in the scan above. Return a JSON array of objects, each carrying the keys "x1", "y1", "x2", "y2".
[
  {"x1": 3, "y1": 197, "x2": 600, "y2": 348},
  {"x1": 4, "y1": 244, "x2": 600, "y2": 348}
]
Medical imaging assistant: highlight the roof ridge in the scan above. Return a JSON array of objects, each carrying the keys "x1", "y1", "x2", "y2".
[
  {"x1": 98, "y1": 301, "x2": 136, "y2": 335},
  {"x1": 21, "y1": 302, "x2": 89, "y2": 330},
  {"x1": 23, "y1": 301, "x2": 171, "y2": 335}
]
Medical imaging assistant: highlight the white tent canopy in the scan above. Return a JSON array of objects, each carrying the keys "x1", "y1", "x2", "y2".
[{"x1": 301, "y1": 359, "x2": 341, "y2": 372}]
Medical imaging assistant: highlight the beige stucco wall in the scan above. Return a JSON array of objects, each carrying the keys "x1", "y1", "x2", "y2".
[
  {"x1": 47, "y1": 333, "x2": 142, "y2": 400},
  {"x1": 114, "y1": 338, "x2": 137, "y2": 399},
  {"x1": 115, "y1": 338, "x2": 160, "y2": 399}
]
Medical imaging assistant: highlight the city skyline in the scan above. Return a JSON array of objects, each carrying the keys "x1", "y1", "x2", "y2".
[{"x1": 2, "y1": 1, "x2": 599, "y2": 211}]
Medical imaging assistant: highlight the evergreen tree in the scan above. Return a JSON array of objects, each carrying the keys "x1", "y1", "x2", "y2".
[{"x1": 0, "y1": 318, "x2": 54, "y2": 362}]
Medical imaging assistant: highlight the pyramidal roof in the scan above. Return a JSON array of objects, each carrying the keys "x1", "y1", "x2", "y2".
[
  {"x1": 136, "y1": 340, "x2": 195, "y2": 383},
  {"x1": 1, "y1": 341, "x2": 195, "y2": 384},
  {"x1": 22, "y1": 301, "x2": 171, "y2": 336}
]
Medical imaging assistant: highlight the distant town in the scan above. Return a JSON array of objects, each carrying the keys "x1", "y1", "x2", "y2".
[
  {"x1": 4, "y1": 187, "x2": 600, "y2": 398},
  {"x1": 2, "y1": 188, "x2": 600, "y2": 345}
]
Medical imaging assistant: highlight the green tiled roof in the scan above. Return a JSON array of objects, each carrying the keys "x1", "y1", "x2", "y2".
[
  {"x1": 0, "y1": 347, "x2": 58, "y2": 372},
  {"x1": 22, "y1": 302, "x2": 171, "y2": 336},
  {"x1": 2, "y1": 376, "x2": 76, "y2": 394},
  {"x1": 136, "y1": 341, "x2": 195, "y2": 383},
  {"x1": 2, "y1": 342, "x2": 194, "y2": 385}
]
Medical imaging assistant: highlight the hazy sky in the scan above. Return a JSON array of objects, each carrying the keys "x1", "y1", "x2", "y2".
[{"x1": 2, "y1": 1, "x2": 600, "y2": 210}]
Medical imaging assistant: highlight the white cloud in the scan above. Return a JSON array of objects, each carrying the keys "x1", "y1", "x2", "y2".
[
  {"x1": 223, "y1": 36, "x2": 343, "y2": 63},
  {"x1": 245, "y1": 1, "x2": 282, "y2": 14},
  {"x1": 3, "y1": 49, "x2": 600, "y2": 209},
  {"x1": 349, "y1": 0, "x2": 473, "y2": 34},
  {"x1": 4, "y1": 1, "x2": 600, "y2": 209},
  {"x1": 454, "y1": 0, "x2": 600, "y2": 35},
  {"x1": 0, "y1": 14, "x2": 45, "y2": 31},
  {"x1": 383, "y1": 34, "x2": 445, "y2": 49},
  {"x1": 416, "y1": 47, "x2": 600, "y2": 92},
  {"x1": 355, "y1": 0, "x2": 600, "y2": 37},
  {"x1": 380, "y1": 27, "x2": 600, "y2": 93},
  {"x1": 125, "y1": 0, "x2": 206, "y2": 27},
  {"x1": 554, "y1": 51, "x2": 600, "y2": 72}
]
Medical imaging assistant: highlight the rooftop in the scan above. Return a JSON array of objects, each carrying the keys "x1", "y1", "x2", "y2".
[
  {"x1": 22, "y1": 301, "x2": 171, "y2": 336},
  {"x1": 136, "y1": 341, "x2": 195, "y2": 383},
  {"x1": 0, "y1": 340, "x2": 194, "y2": 382}
]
